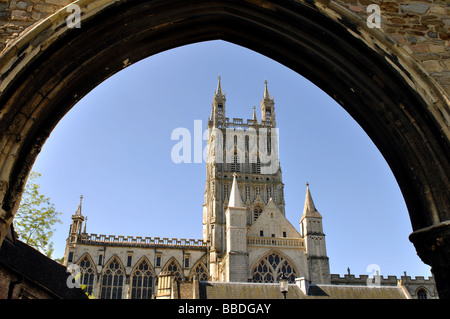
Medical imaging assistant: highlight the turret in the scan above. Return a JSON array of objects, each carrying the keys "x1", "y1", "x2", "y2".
[
  {"x1": 260, "y1": 80, "x2": 276, "y2": 127},
  {"x1": 300, "y1": 184, "x2": 330, "y2": 284},
  {"x1": 210, "y1": 76, "x2": 226, "y2": 128}
]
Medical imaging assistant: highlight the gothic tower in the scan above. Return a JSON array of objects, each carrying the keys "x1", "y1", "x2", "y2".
[
  {"x1": 203, "y1": 77, "x2": 285, "y2": 281},
  {"x1": 300, "y1": 184, "x2": 331, "y2": 284}
]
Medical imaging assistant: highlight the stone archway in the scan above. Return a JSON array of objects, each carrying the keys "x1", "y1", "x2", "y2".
[{"x1": 0, "y1": 0, "x2": 448, "y2": 297}]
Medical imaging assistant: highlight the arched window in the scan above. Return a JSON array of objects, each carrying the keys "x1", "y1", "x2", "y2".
[
  {"x1": 100, "y1": 257, "x2": 124, "y2": 299},
  {"x1": 251, "y1": 156, "x2": 261, "y2": 174},
  {"x1": 78, "y1": 254, "x2": 96, "y2": 295},
  {"x1": 231, "y1": 152, "x2": 240, "y2": 172},
  {"x1": 252, "y1": 252, "x2": 297, "y2": 283},
  {"x1": 253, "y1": 205, "x2": 263, "y2": 221},
  {"x1": 162, "y1": 258, "x2": 184, "y2": 281},
  {"x1": 189, "y1": 261, "x2": 208, "y2": 281},
  {"x1": 417, "y1": 288, "x2": 428, "y2": 299},
  {"x1": 130, "y1": 258, "x2": 154, "y2": 299}
]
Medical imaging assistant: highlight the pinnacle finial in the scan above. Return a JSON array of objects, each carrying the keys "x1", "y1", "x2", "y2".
[
  {"x1": 75, "y1": 195, "x2": 83, "y2": 216},
  {"x1": 216, "y1": 75, "x2": 224, "y2": 96},
  {"x1": 263, "y1": 79, "x2": 271, "y2": 100}
]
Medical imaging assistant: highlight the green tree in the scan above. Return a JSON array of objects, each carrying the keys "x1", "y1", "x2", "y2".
[{"x1": 14, "y1": 171, "x2": 62, "y2": 258}]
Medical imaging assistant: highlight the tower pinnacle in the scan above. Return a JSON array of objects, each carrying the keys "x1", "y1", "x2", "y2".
[
  {"x1": 302, "y1": 184, "x2": 322, "y2": 219},
  {"x1": 263, "y1": 79, "x2": 271, "y2": 100},
  {"x1": 228, "y1": 174, "x2": 244, "y2": 208},
  {"x1": 216, "y1": 75, "x2": 224, "y2": 96}
]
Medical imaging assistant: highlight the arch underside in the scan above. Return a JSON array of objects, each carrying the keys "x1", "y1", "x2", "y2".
[{"x1": 0, "y1": 0, "x2": 448, "y2": 295}]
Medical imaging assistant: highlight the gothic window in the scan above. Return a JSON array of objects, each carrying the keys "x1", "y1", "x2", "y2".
[
  {"x1": 78, "y1": 254, "x2": 96, "y2": 295},
  {"x1": 100, "y1": 257, "x2": 124, "y2": 299},
  {"x1": 189, "y1": 262, "x2": 208, "y2": 281},
  {"x1": 130, "y1": 258, "x2": 154, "y2": 299},
  {"x1": 253, "y1": 205, "x2": 263, "y2": 221},
  {"x1": 231, "y1": 153, "x2": 240, "y2": 172},
  {"x1": 251, "y1": 252, "x2": 297, "y2": 284},
  {"x1": 162, "y1": 258, "x2": 184, "y2": 281},
  {"x1": 267, "y1": 187, "x2": 272, "y2": 200},
  {"x1": 251, "y1": 156, "x2": 261, "y2": 174},
  {"x1": 417, "y1": 288, "x2": 428, "y2": 299}
]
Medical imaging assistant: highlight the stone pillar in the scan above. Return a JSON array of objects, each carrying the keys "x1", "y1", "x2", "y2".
[{"x1": 409, "y1": 221, "x2": 450, "y2": 299}]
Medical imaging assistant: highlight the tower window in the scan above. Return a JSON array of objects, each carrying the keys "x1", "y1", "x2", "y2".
[
  {"x1": 68, "y1": 252, "x2": 73, "y2": 263},
  {"x1": 231, "y1": 153, "x2": 240, "y2": 172}
]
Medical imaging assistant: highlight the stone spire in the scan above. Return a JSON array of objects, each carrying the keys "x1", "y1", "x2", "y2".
[
  {"x1": 228, "y1": 174, "x2": 244, "y2": 208},
  {"x1": 252, "y1": 105, "x2": 258, "y2": 122},
  {"x1": 263, "y1": 79, "x2": 271, "y2": 100},
  {"x1": 75, "y1": 195, "x2": 83, "y2": 216},
  {"x1": 215, "y1": 75, "x2": 224, "y2": 97},
  {"x1": 302, "y1": 183, "x2": 322, "y2": 219}
]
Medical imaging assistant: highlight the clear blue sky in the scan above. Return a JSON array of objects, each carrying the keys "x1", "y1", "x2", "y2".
[{"x1": 31, "y1": 40, "x2": 431, "y2": 278}]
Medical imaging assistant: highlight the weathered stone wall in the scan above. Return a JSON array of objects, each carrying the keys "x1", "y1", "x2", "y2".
[
  {"x1": 336, "y1": 0, "x2": 449, "y2": 95},
  {"x1": 0, "y1": 0, "x2": 448, "y2": 95},
  {"x1": 0, "y1": 0, "x2": 71, "y2": 52}
]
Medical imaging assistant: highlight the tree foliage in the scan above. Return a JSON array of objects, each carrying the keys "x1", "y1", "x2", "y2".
[{"x1": 14, "y1": 172, "x2": 62, "y2": 257}]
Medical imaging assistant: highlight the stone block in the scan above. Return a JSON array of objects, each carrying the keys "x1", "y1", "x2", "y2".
[
  {"x1": 34, "y1": 4, "x2": 55, "y2": 13},
  {"x1": 45, "y1": 0, "x2": 71, "y2": 5},
  {"x1": 401, "y1": 3, "x2": 430, "y2": 15},
  {"x1": 423, "y1": 60, "x2": 443, "y2": 72}
]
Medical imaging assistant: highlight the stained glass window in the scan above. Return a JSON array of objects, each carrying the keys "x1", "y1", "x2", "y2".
[
  {"x1": 130, "y1": 259, "x2": 153, "y2": 299},
  {"x1": 252, "y1": 252, "x2": 297, "y2": 283},
  {"x1": 100, "y1": 257, "x2": 124, "y2": 299},
  {"x1": 78, "y1": 255, "x2": 95, "y2": 295}
]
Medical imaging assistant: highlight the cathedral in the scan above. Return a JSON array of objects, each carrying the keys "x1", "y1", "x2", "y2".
[{"x1": 63, "y1": 78, "x2": 437, "y2": 299}]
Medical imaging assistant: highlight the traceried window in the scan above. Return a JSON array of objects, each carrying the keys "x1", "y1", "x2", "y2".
[
  {"x1": 252, "y1": 252, "x2": 297, "y2": 283},
  {"x1": 100, "y1": 257, "x2": 124, "y2": 299},
  {"x1": 78, "y1": 255, "x2": 95, "y2": 295},
  {"x1": 162, "y1": 258, "x2": 183, "y2": 281},
  {"x1": 190, "y1": 262, "x2": 208, "y2": 281},
  {"x1": 253, "y1": 205, "x2": 263, "y2": 221},
  {"x1": 130, "y1": 259, "x2": 154, "y2": 299}
]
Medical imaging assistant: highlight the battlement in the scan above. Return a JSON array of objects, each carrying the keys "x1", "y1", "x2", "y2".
[
  {"x1": 75, "y1": 233, "x2": 207, "y2": 250},
  {"x1": 209, "y1": 117, "x2": 272, "y2": 130},
  {"x1": 330, "y1": 273, "x2": 435, "y2": 286}
]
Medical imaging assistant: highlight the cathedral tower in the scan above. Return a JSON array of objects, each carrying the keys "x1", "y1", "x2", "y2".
[{"x1": 203, "y1": 77, "x2": 285, "y2": 281}]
